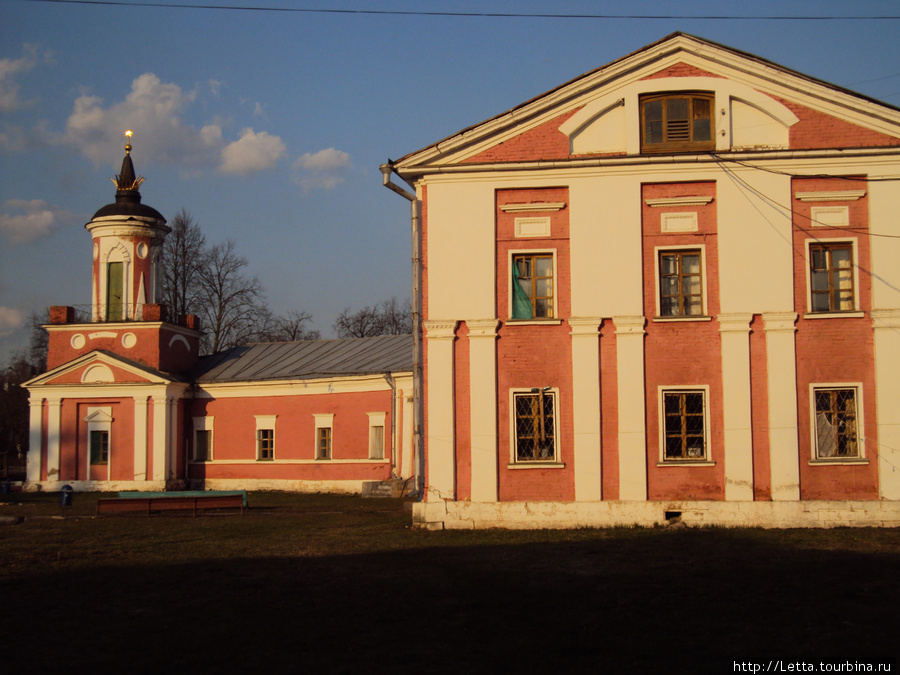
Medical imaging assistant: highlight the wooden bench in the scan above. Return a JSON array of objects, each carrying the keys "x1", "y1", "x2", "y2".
[{"x1": 97, "y1": 493, "x2": 245, "y2": 517}]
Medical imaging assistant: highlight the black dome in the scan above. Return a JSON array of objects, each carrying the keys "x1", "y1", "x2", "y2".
[{"x1": 92, "y1": 193, "x2": 165, "y2": 222}]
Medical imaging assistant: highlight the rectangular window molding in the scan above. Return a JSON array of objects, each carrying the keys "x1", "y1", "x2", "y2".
[
  {"x1": 794, "y1": 190, "x2": 865, "y2": 202},
  {"x1": 499, "y1": 202, "x2": 566, "y2": 213},
  {"x1": 805, "y1": 238, "x2": 859, "y2": 314},
  {"x1": 655, "y1": 245, "x2": 708, "y2": 318},
  {"x1": 658, "y1": 386, "x2": 711, "y2": 464},
  {"x1": 514, "y1": 217, "x2": 551, "y2": 238},
  {"x1": 509, "y1": 388, "x2": 560, "y2": 465},
  {"x1": 810, "y1": 383, "x2": 864, "y2": 461},
  {"x1": 192, "y1": 416, "x2": 214, "y2": 462},
  {"x1": 255, "y1": 414, "x2": 277, "y2": 461},
  {"x1": 85, "y1": 406, "x2": 113, "y2": 478},
  {"x1": 644, "y1": 196, "x2": 714, "y2": 208},
  {"x1": 509, "y1": 249, "x2": 557, "y2": 321},
  {"x1": 810, "y1": 206, "x2": 849, "y2": 228},
  {"x1": 367, "y1": 412, "x2": 386, "y2": 460},
  {"x1": 661, "y1": 211, "x2": 699, "y2": 233},
  {"x1": 313, "y1": 413, "x2": 334, "y2": 460}
]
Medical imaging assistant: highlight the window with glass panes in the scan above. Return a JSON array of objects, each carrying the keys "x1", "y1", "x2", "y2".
[
  {"x1": 659, "y1": 250, "x2": 703, "y2": 316},
  {"x1": 513, "y1": 390, "x2": 556, "y2": 462},
  {"x1": 317, "y1": 427, "x2": 332, "y2": 459},
  {"x1": 257, "y1": 428, "x2": 274, "y2": 460},
  {"x1": 512, "y1": 253, "x2": 554, "y2": 319},
  {"x1": 663, "y1": 391, "x2": 707, "y2": 460},
  {"x1": 641, "y1": 93, "x2": 714, "y2": 153},
  {"x1": 814, "y1": 388, "x2": 859, "y2": 459},
  {"x1": 810, "y1": 243, "x2": 854, "y2": 312},
  {"x1": 90, "y1": 429, "x2": 109, "y2": 465}
]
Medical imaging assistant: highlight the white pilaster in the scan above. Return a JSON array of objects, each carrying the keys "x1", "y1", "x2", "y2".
[
  {"x1": 27, "y1": 398, "x2": 43, "y2": 483},
  {"x1": 167, "y1": 396, "x2": 178, "y2": 481},
  {"x1": 872, "y1": 310, "x2": 900, "y2": 500},
  {"x1": 718, "y1": 313, "x2": 755, "y2": 501},
  {"x1": 467, "y1": 319, "x2": 500, "y2": 502},
  {"x1": 133, "y1": 395, "x2": 149, "y2": 481},
  {"x1": 152, "y1": 396, "x2": 168, "y2": 481},
  {"x1": 763, "y1": 312, "x2": 800, "y2": 501},
  {"x1": 46, "y1": 398, "x2": 62, "y2": 482},
  {"x1": 614, "y1": 316, "x2": 647, "y2": 501},
  {"x1": 424, "y1": 320, "x2": 458, "y2": 501},
  {"x1": 569, "y1": 317, "x2": 603, "y2": 501}
]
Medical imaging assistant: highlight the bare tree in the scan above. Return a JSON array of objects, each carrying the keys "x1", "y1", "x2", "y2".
[
  {"x1": 161, "y1": 209, "x2": 206, "y2": 321},
  {"x1": 27, "y1": 309, "x2": 49, "y2": 373},
  {"x1": 333, "y1": 297, "x2": 412, "y2": 338},
  {"x1": 258, "y1": 309, "x2": 321, "y2": 342},
  {"x1": 196, "y1": 239, "x2": 268, "y2": 354}
]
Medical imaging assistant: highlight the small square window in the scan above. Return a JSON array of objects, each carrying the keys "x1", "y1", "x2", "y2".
[
  {"x1": 257, "y1": 429, "x2": 274, "y2": 461},
  {"x1": 814, "y1": 387, "x2": 860, "y2": 459},
  {"x1": 512, "y1": 253, "x2": 554, "y2": 320},
  {"x1": 513, "y1": 390, "x2": 557, "y2": 462},
  {"x1": 662, "y1": 390, "x2": 708, "y2": 461},
  {"x1": 809, "y1": 243, "x2": 855, "y2": 312},
  {"x1": 659, "y1": 250, "x2": 703, "y2": 317}
]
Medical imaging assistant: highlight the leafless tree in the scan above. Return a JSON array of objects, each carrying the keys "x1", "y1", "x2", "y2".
[
  {"x1": 258, "y1": 309, "x2": 322, "y2": 342},
  {"x1": 161, "y1": 209, "x2": 206, "y2": 322},
  {"x1": 196, "y1": 239, "x2": 269, "y2": 354},
  {"x1": 333, "y1": 297, "x2": 412, "y2": 338},
  {"x1": 27, "y1": 309, "x2": 49, "y2": 373}
]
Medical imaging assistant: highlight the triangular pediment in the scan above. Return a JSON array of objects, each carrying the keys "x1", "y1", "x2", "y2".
[
  {"x1": 393, "y1": 33, "x2": 900, "y2": 173},
  {"x1": 24, "y1": 350, "x2": 177, "y2": 388}
]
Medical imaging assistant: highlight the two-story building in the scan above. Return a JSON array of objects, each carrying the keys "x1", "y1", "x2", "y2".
[{"x1": 384, "y1": 32, "x2": 900, "y2": 528}]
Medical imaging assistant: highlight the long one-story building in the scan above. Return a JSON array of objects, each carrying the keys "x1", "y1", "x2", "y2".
[
  {"x1": 382, "y1": 32, "x2": 900, "y2": 528},
  {"x1": 24, "y1": 139, "x2": 414, "y2": 494}
]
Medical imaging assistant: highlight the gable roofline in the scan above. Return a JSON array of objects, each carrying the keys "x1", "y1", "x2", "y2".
[
  {"x1": 24, "y1": 350, "x2": 184, "y2": 388},
  {"x1": 392, "y1": 32, "x2": 900, "y2": 174}
]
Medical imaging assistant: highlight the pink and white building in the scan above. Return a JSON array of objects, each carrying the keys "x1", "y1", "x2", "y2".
[
  {"x1": 383, "y1": 33, "x2": 900, "y2": 528},
  {"x1": 25, "y1": 140, "x2": 414, "y2": 494}
]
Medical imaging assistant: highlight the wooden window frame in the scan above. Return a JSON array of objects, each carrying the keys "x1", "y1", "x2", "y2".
[
  {"x1": 90, "y1": 429, "x2": 109, "y2": 465},
  {"x1": 512, "y1": 389, "x2": 558, "y2": 463},
  {"x1": 812, "y1": 386, "x2": 862, "y2": 460},
  {"x1": 317, "y1": 427, "x2": 332, "y2": 460},
  {"x1": 661, "y1": 388, "x2": 709, "y2": 462},
  {"x1": 640, "y1": 92, "x2": 715, "y2": 154},
  {"x1": 809, "y1": 242, "x2": 856, "y2": 313},
  {"x1": 511, "y1": 251, "x2": 555, "y2": 320},
  {"x1": 256, "y1": 428, "x2": 275, "y2": 461},
  {"x1": 658, "y1": 249, "x2": 704, "y2": 317}
]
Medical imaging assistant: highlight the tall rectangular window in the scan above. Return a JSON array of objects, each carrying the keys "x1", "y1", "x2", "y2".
[
  {"x1": 193, "y1": 417, "x2": 214, "y2": 462},
  {"x1": 257, "y1": 429, "x2": 274, "y2": 460},
  {"x1": 659, "y1": 250, "x2": 703, "y2": 317},
  {"x1": 513, "y1": 390, "x2": 557, "y2": 462},
  {"x1": 317, "y1": 427, "x2": 332, "y2": 460},
  {"x1": 814, "y1": 387, "x2": 859, "y2": 459},
  {"x1": 106, "y1": 261, "x2": 124, "y2": 321},
  {"x1": 89, "y1": 429, "x2": 109, "y2": 465},
  {"x1": 810, "y1": 243, "x2": 854, "y2": 312},
  {"x1": 662, "y1": 390, "x2": 707, "y2": 461},
  {"x1": 512, "y1": 253, "x2": 554, "y2": 320}
]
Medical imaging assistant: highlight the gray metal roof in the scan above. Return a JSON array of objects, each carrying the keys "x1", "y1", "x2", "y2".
[{"x1": 192, "y1": 334, "x2": 413, "y2": 383}]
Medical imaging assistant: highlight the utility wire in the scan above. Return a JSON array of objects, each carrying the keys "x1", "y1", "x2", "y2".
[{"x1": 21, "y1": 0, "x2": 900, "y2": 20}]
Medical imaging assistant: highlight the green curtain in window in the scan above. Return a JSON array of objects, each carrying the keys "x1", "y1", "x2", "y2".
[{"x1": 511, "y1": 261, "x2": 533, "y2": 320}]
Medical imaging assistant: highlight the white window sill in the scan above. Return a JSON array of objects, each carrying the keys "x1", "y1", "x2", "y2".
[
  {"x1": 653, "y1": 315, "x2": 713, "y2": 323},
  {"x1": 656, "y1": 460, "x2": 716, "y2": 467},
  {"x1": 506, "y1": 319, "x2": 563, "y2": 326},
  {"x1": 507, "y1": 462, "x2": 566, "y2": 469},
  {"x1": 802, "y1": 311, "x2": 865, "y2": 320},
  {"x1": 808, "y1": 458, "x2": 869, "y2": 466}
]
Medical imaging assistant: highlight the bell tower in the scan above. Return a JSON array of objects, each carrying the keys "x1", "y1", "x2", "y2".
[{"x1": 44, "y1": 132, "x2": 201, "y2": 373}]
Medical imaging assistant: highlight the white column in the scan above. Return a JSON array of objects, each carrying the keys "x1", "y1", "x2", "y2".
[
  {"x1": 167, "y1": 396, "x2": 178, "y2": 481},
  {"x1": 718, "y1": 313, "x2": 755, "y2": 501},
  {"x1": 763, "y1": 312, "x2": 800, "y2": 501},
  {"x1": 570, "y1": 317, "x2": 603, "y2": 501},
  {"x1": 872, "y1": 310, "x2": 900, "y2": 500},
  {"x1": 468, "y1": 319, "x2": 500, "y2": 502},
  {"x1": 152, "y1": 396, "x2": 168, "y2": 482},
  {"x1": 424, "y1": 320, "x2": 458, "y2": 502},
  {"x1": 614, "y1": 316, "x2": 647, "y2": 501},
  {"x1": 27, "y1": 398, "x2": 44, "y2": 483},
  {"x1": 133, "y1": 395, "x2": 149, "y2": 481},
  {"x1": 46, "y1": 398, "x2": 62, "y2": 482}
]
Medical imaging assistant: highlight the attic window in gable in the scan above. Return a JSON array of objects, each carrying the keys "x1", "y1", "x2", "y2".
[{"x1": 641, "y1": 92, "x2": 714, "y2": 154}]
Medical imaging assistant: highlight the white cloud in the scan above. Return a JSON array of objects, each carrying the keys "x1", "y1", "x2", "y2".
[
  {"x1": 220, "y1": 127, "x2": 285, "y2": 175},
  {"x1": 293, "y1": 148, "x2": 352, "y2": 190},
  {"x1": 0, "y1": 199, "x2": 72, "y2": 244},
  {"x1": 208, "y1": 79, "x2": 223, "y2": 97},
  {"x1": 0, "y1": 44, "x2": 50, "y2": 113},
  {"x1": 0, "y1": 307, "x2": 24, "y2": 338}
]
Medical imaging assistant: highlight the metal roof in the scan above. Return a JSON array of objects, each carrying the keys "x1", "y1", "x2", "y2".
[{"x1": 192, "y1": 334, "x2": 413, "y2": 383}]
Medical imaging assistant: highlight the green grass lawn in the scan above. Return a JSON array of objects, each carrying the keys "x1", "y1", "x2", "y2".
[{"x1": 1, "y1": 492, "x2": 898, "y2": 673}]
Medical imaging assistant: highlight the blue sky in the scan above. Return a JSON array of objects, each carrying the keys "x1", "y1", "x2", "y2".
[{"x1": 2, "y1": 0, "x2": 899, "y2": 362}]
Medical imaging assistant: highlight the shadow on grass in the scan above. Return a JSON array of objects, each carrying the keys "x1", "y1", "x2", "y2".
[{"x1": 2, "y1": 524, "x2": 898, "y2": 674}]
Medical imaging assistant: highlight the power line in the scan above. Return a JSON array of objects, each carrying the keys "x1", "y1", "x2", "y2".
[{"x1": 21, "y1": 0, "x2": 900, "y2": 20}]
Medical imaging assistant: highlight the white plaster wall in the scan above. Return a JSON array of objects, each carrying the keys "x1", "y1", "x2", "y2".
[
  {"x1": 731, "y1": 99, "x2": 791, "y2": 150},
  {"x1": 425, "y1": 182, "x2": 496, "y2": 319},
  {"x1": 569, "y1": 103, "x2": 626, "y2": 155},
  {"x1": 868, "y1": 178, "x2": 900, "y2": 310}
]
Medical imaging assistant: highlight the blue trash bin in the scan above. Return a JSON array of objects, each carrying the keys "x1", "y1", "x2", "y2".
[{"x1": 60, "y1": 484, "x2": 73, "y2": 507}]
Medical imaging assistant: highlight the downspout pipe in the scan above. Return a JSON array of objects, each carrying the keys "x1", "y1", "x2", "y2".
[{"x1": 380, "y1": 162, "x2": 424, "y2": 500}]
